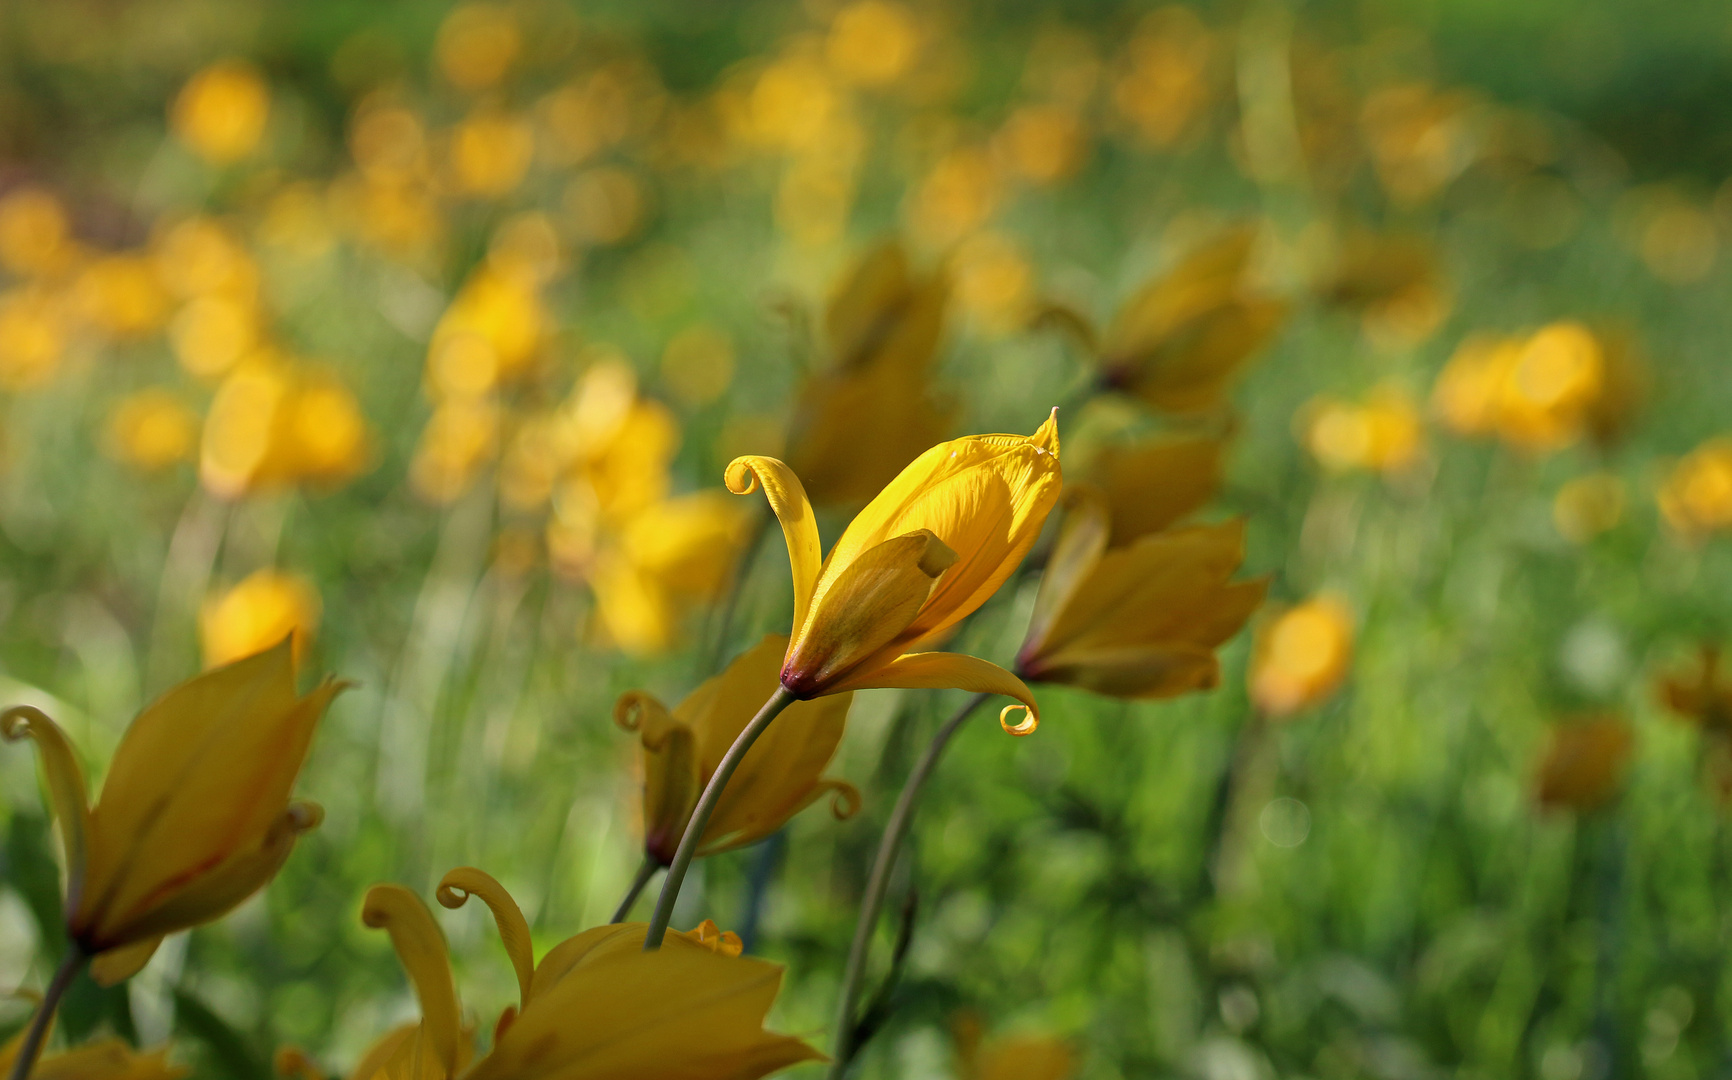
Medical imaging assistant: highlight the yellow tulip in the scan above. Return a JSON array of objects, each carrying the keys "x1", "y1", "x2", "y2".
[
  {"x1": 201, "y1": 360, "x2": 373, "y2": 499},
  {"x1": 1, "y1": 639, "x2": 343, "y2": 985},
  {"x1": 1247, "y1": 595, "x2": 1354, "y2": 717},
  {"x1": 1300, "y1": 385, "x2": 1425, "y2": 475},
  {"x1": 172, "y1": 60, "x2": 271, "y2": 165},
  {"x1": 617, "y1": 634, "x2": 858, "y2": 865},
  {"x1": 731, "y1": 411, "x2": 1062, "y2": 733},
  {"x1": 1017, "y1": 489, "x2": 1265, "y2": 700},
  {"x1": 0, "y1": 1033, "x2": 184, "y2": 1080},
  {"x1": 200, "y1": 569, "x2": 322, "y2": 670},
  {"x1": 1534, "y1": 715, "x2": 1632, "y2": 813},
  {"x1": 354, "y1": 869, "x2": 820, "y2": 1080},
  {"x1": 1088, "y1": 434, "x2": 1223, "y2": 547},
  {"x1": 1098, "y1": 227, "x2": 1287, "y2": 415},
  {"x1": 589, "y1": 491, "x2": 756, "y2": 655},
  {"x1": 786, "y1": 239, "x2": 954, "y2": 507}
]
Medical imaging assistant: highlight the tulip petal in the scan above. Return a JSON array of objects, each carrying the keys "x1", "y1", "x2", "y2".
[
  {"x1": 1, "y1": 705, "x2": 91, "y2": 910},
  {"x1": 89, "y1": 936, "x2": 162, "y2": 987},
  {"x1": 784, "y1": 530, "x2": 956, "y2": 697},
  {"x1": 725, "y1": 457, "x2": 822, "y2": 633},
  {"x1": 1021, "y1": 488, "x2": 1110, "y2": 663},
  {"x1": 828, "y1": 652, "x2": 1042, "y2": 735},
  {"x1": 361, "y1": 885, "x2": 462, "y2": 1078},
  {"x1": 437, "y1": 868, "x2": 535, "y2": 1011}
]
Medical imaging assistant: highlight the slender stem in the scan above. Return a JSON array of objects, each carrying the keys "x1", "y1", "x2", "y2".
[
  {"x1": 643, "y1": 686, "x2": 798, "y2": 950},
  {"x1": 610, "y1": 857, "x2": 660, "y2": 924},
  {"x1": 828, "y1": 692, "x2": 989, "y2": 1078},
  {"x1": 9, "y1": 945, "x2": 86, "y2": 1080}
]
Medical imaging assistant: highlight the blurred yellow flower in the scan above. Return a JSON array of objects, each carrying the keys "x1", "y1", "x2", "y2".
[
  {"x1": 0, "y1": 187, "x2": 76, "y2": 279},
  {"x1": 617, "y1": 634, "x2": 858, "y2": 864},
  {"x1": 996, "y1": 105, "x2": 1089, "y2": 186},
  {"x1": 589, "y1": 491, "x2": 754, "y2": 654},
  {"x1": 1300, "y1": 385, "x2": 1425, "y2": 475},
  {"x1": 1249, "y1": 595, "x2": 1354, "y2": 717},
  {"x1": 0, "y1": 286, "x2": 69, "y2": 389},
  {"x1": 827, "y1": 1, "x2": 920, "y2": 87},
  {"x1": 172, "y1": 60, "x2": 271, "y2": 165},
  {"x1": 1099, "y1": 226, "x2": 1286, "y2": 414},
  {"x1": 257, "y1": 182, "x2": 337, "y2": 261},
  {"x1": 733, "y1": 411, "x2": 1061, "y2": 733},
  {"x1": 951, "y1": 231, "x2": 1035, "y2": 335},
  {"x1": 411, "y1": 398, "x2": 500, "y2": 505},
  {"x1": 1112, "y1": 7, "x2": 1216, "y2": 148},
  {"x1": 348, "y1": 102, "x2": 431, "y2": 184},
  {"x1": 2, "y1": 640, "x2": 342, "y2": 985},
  {"x1": 201, "y1": 361, "x2": 372, "y2": 498},
  {"x1": 747, "y1": 52, "x2": 841, "y2": 151},
  {"x1": 427, "y1": 268, "x2": 545, "y2": 397},
  {"x1": 1534, "y1": 715, "x2": 1633, "y2": 813},
  {"x1": 1318, "y1": 232, "x2": 1450, "y2": 348},
  {"x1": 1657, "y1": 646, "x2": 1732, "y2": 804},
  {"x1": 357, "y1": 871, "x2": 818, "y2": 1080},
  {"x1": 910, "y1": 146, "x2": 999, "y2": 246},
  {"x1": 106, "y1": 389, "x2": 200, "y2": 471},
  {"x1": 201, "y1": 570, "x2": 322, "y2": 670},
  {"x1": 0, "y1": 1035, "x2": 185, "y2": 1080},
  {"x1": 152, "y1": 217, "x2": 259, "y2": 302},
  {"x1": 169, "y1": 293, "x2": 260, "y2": 378},
  {"x1": 1018, "y1": 489, "x2": 1265, "y2": 700},
  {"x1": 1432, "y1": 322, "x2": 1633, "y2": 454},
  {"x1": 449, "y1": 107, "x2": 535, "y2": 198},
  {"x1": 967, "y1": 1034, "x2": 1076, "y2": 1080},
  {"x1": 1659, "y1": 437, "x2": 1732, "y2": 540},
  {"x1": 787, "y1": 240, "x2": 954, "y2": 506},
  {"x1": 74, "y1": 255, "x2": 171, "y2": 340},
  {"x1": 1552, "y1": 473, "x2": 1625, "y2": 543},
  {"x1": 435, "y1": 4, "x2": 521, "y2": 92},
  {"x1": 1359, "y1": 84, "x2": 1480, "y2": 207}
]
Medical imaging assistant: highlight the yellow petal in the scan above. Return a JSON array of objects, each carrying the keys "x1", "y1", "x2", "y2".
[
  {"x1": 361, "y1": 885, "x2": 462, "y2": 1077},
  {"x1": 1021, "y1": 488, "x2": 1110, "y2": 663},
  {"x1": 437, "y1": 868, "x2": 534, "y2": 1011},
  {"x1": 823, "y1": 239, "x2": 948, "y2": 376},
  {"x1": 31, "y1": 1038, "x2": 188, "y2": 1080},
  {"x1": 274, "y1": 1046, "x2": 328, "y2": 1080},
  {"x1": 785, "y1": 364, "x2": 956, "y2": 509},
  {"x1": 1028, "y1": 642, "x2": 1224, "y2": 700},
  {"x1": 472, "y1": 927, "x2": 822, "y2": 1080},
  {"x1": 725, "y1": 456, "x2": 822, "y2": 633},
  {"x1": 89, "y1": 936, "x2": 163, "y2": 987},
  {"x1": 1, "y1": 705, "x2": 91, "y2": 910},
  {"x1": 827, "y1": 652, "x2": 1041, "y2": 735},
  {"x1": 784, "y1": 530, "x2": 956, "y2": 696},
  {"x1": 815, "y1": 410, "x2": 1062, "y2": 652},
  {"x1": 98, "y1": 801, "x2": 323, "y2": 946},
  {"x1": 1095, "y1": 435, "x2": 1224, "y2": 545},
  {"x1": 345, "y1": 1026, "x2": 418, "y2": 1080}
]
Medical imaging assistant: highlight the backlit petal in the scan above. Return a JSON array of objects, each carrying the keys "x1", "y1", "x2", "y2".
[
  {"x1": 361, "y1": 885, "x2": 462, "y2": 1077},
  {"x1": 437, "y1": 868, "x2": 534, "y2": 1011},
  {"x1": 784, "y1": 530, "x2": 956, "y2": 697},
  {"x1": 1, "y1": 705, "x2": 91, "y2": 910},
  {"x1": 89, "y1": 936, "x2": 162, "y2": 987},
  {"x1": 725, "y1": 456, "x2": 822, "y2": 632},
  {"x1": 828, "y1": 652, "x2": 1041, "y2": 735},
  {"x1": 1020, "y1": 488, "x2": 1110, "y2": 663}
]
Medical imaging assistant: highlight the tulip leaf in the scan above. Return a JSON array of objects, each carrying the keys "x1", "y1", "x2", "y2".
[{"x1": 173, "y1": 987, "x2": 270, "y2": 1080}]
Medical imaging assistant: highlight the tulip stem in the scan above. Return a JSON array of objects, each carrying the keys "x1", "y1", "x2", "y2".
[
  {"x1": 828, "y1": 692, "x2": 990, "y2": 1078},
  {"x1": 643, "y1": 686, "x2": 799, "y2": 951},
  {"x1": 9, "y1": 944, "x2": 86, "y2": 1080},
  {"x1": 610, "y1": 857, "x2": 660, "y2": 924}
]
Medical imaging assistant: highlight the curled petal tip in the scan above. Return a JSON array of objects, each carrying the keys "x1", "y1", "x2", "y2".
[
  {"x1": 1000, "y1": 704, "x2": 1038, "y2": 736},
  {"x1": 285, "y1": 800, "x2": 324, "y2": 833},
  {"x1": 614, "y1": 691, "x2": 651, "y2": 731},
  {"x1": 822, "y1": 779, "x2": 863, "y2": 820},
  {"x1": 724, "y1": 457, "x2": 765, "y2": 495}
]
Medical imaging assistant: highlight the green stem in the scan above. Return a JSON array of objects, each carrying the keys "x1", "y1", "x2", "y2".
[
  {"x1": 610, "y1": 857, "x2": 659, "y2": 924},
  {"x1": 9, "y1": 945, "x2": 86, "y2": 1080},
  {"x1": 643, "y1": 686, "x2": 798, "y2": 950},
  {"x1": 828, "y1": 692, "x2": 989, "y2": 1078}
]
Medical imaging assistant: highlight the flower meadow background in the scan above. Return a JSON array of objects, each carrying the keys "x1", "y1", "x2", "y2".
[{"x1": 4, "y1": 0, "x2": 1732, "y2": 1078}]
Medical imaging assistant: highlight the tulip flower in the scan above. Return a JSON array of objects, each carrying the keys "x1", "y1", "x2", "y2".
[
  {"x1": 1088, "y1": 434, "x2": 1224, "y2": 547},
  {"x1": 1, "y1": 639, "x2": 343, "y2": 1079},
  {"x1": 1534, "y1": 716, "x2": 1633, "y2": 813},
  {"x1": 1659, "y1": 436, "x2": 1732, "y2": 540},
  {"x1": 1247, "y1": 595, "x2": 1354, "y2": 717},
  {"x1": 735, "y1": 410, "x2": 1062, "y2": 731},
  {"x1": 616, "y1": 633, "x2": 858, "y2": 868},
  {"x1": 350, "y1": 869, "x2": 819, "y2": 1080},
  {"x1": 1016, "y1": 489, "x2": 1265, "y2": 699},
  {"x1": 1095, "y1": 227, "x2": 1287, "y2": 414}
]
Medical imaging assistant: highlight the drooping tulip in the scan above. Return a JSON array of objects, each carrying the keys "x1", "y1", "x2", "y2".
[
  {"x1": 0, "y1": 1031, "x2": 185, "y2": 1080},
  {"x1": 617, "y1": 634, "x2": 858, "y2": 865},
  {"x1": 730, "y1": 410, "x2": 1062, "y2": 733},
  {"x1": 351, "y1": 868, "x2": 820, "y2": 1080},
  {"x1": 1, "y1": 638, "x2": 344, "y2": 986},
  {"x1": 1017, "y1": 489, "x2": 1265, "y2": 699}
]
